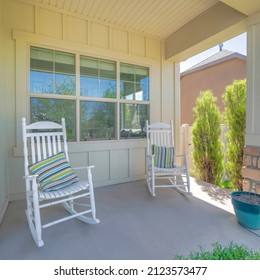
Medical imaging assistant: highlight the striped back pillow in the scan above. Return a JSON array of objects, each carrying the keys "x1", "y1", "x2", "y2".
[
  {"x1": 29, "y1": 152, "x2": 79, "y2": 192},
  {"x1": 152, "y1": 145, "x2": 175, "y2": 168}
]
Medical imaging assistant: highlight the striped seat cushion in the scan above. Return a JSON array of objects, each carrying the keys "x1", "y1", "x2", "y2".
[
  {"x1": 29, "y1": 152, "x2": 79, "y2": 192},
  {"x1": 152, "y1": 145, "x2": 175, "y2": 168}
]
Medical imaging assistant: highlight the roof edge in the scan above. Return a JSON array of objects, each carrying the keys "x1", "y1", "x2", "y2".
[{"x1": 181, "y1": 52, "x2": 246, "y2": 76}]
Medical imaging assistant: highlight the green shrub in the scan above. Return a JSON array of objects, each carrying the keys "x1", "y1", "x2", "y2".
[
  {"x1": 192, "y1": 90, "x2": 224, "y2": 185},
  {"x1": 223, "y1": 80, "x2": 246, "y2": 191},
  {"x1": 175, "y1": 242, "x2": 260, "y2": 260}
]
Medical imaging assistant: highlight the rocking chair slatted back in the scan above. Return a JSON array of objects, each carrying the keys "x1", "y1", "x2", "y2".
[
  {"x1": 146, "y1": 121, "x2": 174, "y2": 155},
  {"x1": 22, "y1": 118, "x2": 69, "y2": 171}
]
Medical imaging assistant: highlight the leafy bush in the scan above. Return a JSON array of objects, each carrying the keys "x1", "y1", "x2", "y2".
[
  {"x1": 175, "y1": 242, "x2": 260, "y2": 260},
  {"x1": 192, "y1": 90, "x2": 224, "y2": 185},
  {"x1": 223, "y1": 80, "x2": 246, "y2": 191}
]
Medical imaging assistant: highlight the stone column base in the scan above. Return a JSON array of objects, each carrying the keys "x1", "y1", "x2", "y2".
[{"x1": 242, "y1": 146, "x2": 260, "y2": 194}]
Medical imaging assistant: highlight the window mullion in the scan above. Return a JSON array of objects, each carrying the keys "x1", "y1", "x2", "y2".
[
  {"x1": 76, "y1": 53, "x2": 80, "y2": 142},
  {"x1": 116, "y1": 61, "x2": 120, "y2": 140}
]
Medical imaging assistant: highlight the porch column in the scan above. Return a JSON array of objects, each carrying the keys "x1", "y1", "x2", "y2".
[
  {"x1": 243, "y1": 11, "x2": 260, "y2": 194},
  {"x1": 160, "y1": 60, "x2": 181, "y2": 155}
]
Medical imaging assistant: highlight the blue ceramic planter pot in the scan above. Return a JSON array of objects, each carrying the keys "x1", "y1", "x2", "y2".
[{"x1": 231, "y1": 191, "x2": 260, "y2": 230}]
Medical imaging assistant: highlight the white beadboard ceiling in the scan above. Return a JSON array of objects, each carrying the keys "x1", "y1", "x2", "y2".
[
  {"x1": 19, "y1": 0, "x2": 221, "y2": 39},
  {"x1": 18, "y1": 0, "x2": 260, "y2": 41}
]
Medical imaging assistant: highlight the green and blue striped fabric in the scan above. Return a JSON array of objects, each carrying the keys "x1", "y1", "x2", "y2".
[
  {"x1": 29, "y1": 152, "x2": 79, "y2": 192},
  {"x1": 152, "y1": 145, "x2": 175, "y2": 168}
]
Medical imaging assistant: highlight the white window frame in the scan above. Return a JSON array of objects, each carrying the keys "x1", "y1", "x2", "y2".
[{"x1": 29, "y1": 45, "x2": 150, "y2": 142}]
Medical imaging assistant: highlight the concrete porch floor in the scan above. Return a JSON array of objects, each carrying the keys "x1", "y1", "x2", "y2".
[{"x1": 0, "y1": 177, "x2": 259, "y2": 260}]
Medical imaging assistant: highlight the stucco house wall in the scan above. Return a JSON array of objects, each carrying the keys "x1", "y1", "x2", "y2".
[{"x1": 181, "y1": 55, "x2": 246, "y2": 125}]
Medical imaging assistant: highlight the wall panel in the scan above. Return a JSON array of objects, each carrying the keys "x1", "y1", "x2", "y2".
[
  {"x1": 131, "y1": 148, "x2": 146, "y2": 176},
  {"x1": 89, "y1": 150, "x2": 110, "y2": 183},
  {"x1": 147, "y1": 38, "x2": 161, "y2": 59},
  {"x1": 91, "y1": 22, "x2": 109, "y2": 49},
  {"x1": 39, "y1": 8, "x2": 62, "y2": 39},
  {"x1": 111, "y1": 149, "x2": 129, "y2": 180},
  {"x1": 10, "y1": 1, "x2": 34, "y2": 33},
  {"x1": 130, "y1": 33, "x2": 146, "y2": 57},
  {"x1": 111, "y1": 28, "x2": 128, "y2": 53},
  {"x1": 67, "y1": 16, "x2": 87, "y2": 44}
]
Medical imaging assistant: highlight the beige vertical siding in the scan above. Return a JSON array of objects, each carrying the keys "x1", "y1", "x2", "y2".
[{"x1": 2, "y1": 0, "x2": 178, "y2": 201}]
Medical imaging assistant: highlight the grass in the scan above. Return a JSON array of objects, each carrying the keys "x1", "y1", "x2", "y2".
[{"x1": 174, "y1": 242, "x2": 260, "y2": 260}]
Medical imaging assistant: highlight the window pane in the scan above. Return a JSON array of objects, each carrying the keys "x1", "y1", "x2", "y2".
[
  {"x1": 30, "y1": 71, "x2": 54, "y2": 93},
  {"x1": 120, "y1": 63, "x2": 149, "y2": 101},
  {"x1": 99, "y1": 59, "x2": 116, "y2": 79},
  {"x1": 30, "y1": 47, "x2": 76, "y2": 95},
  {"x1": 80, "y1": 56, "x2": 116, "y2": 98},
  {"x1": 120, "y1": 104, "x2": 149, "y2": 139},
  {"x1": 120, "y1": 82, "x2": 135, "y2": 100},
  {"x1": 80, "y1": 56, "x2": 98, "y2": 77},
  {"x1": 80, "y1": 101, "x2": 116, "y2": 141},
  {"x1": 80, "y1": 77, "x2": 116, "y2": 98},
  {"x1": 120, "y1": 64, "x2": 135, "y2": 82},
  {"x1": 30, "y1": 97, "x2": 76, "y2": 141}
]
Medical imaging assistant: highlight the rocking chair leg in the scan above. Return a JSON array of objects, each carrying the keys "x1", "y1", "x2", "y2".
[
  {"x1": 62, "y1": 168, "x2": 100, "y2": 224},
  {"x1": 186, "y1": 170, "x2": 192, "y2": 195},
  {"x1": 151, "y1": 167, "x2": 155, "y2": 197},
  {"x1": 26, "y1": 192, "x2": 44, "y2": 247},
  {"x1": 87, "y1": 168, "x2": 98, "y2": 221}
]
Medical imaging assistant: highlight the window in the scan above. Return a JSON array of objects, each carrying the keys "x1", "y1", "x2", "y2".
[
  {"x1": 30, "y1": 46, "x2": 150, "y2": 141},
  {"x1": 120, "y1": 63, "x2": 149, "y2": 101},
  {"x1": 30, "y1": 47, "x2": 76, "y2": 95},
  {"x1": 31, "y1": 97, "x2": 76, "y2": 141},
  {"x1": 80, "y1": 101, "x2": 116, "y2": 141},
  {"x1": 120, "y1": 104, "x2": 149, "y2": 139},
  {"x1": 80, "y1": 56, "x2": 116, "y2": 98}
]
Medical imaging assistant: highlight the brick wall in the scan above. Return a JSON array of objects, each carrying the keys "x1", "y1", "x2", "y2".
[{"x1": 242, "y1": 146, "x2": 260, "y2": 194}]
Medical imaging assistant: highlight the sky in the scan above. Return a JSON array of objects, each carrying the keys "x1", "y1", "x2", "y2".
[{"x1": 180, "y1": 32, "x2": 247, "y2": 73}]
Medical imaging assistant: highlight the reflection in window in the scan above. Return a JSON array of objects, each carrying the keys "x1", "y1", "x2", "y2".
[
  {"x1": 30, "y1": 47, "x2": 150, "y2": 142},
  {"x1": 80, "y1": 56, "x2": 116, "y2": 98},
  {"x1": 30, "y1": 47, "x2": 76, "y2": 95},
  {"x1": 120, "y1": 103, "x2": 149, "y2": 139},
  {"x1": 80, "y1": 101, "x2": 116, "y2": 141},
  {"x1": 30, "y1": 97, "x2": 76, "y2": 141},
  {"x1": 120, "y1": 63, "x2": 149, "y2": 101}
]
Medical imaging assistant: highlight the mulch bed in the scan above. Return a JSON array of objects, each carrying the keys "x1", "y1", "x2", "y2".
[{"x1": 235, "y1": 194, "x2": 260, "y2": 205}]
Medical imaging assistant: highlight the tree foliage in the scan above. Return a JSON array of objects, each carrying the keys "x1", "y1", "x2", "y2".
[
  {"x1": 192, "y1": 90, "x2": 224, "y2": 185},
  {"x1": 223, "y1": 79, "x2": 246, "y2": 191},
  {"x1": 31, "y1": 78, "x2": 77, "y2": 141}
]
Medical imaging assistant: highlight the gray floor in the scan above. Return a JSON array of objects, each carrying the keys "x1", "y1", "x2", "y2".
[{"x1": 0, "y1": 179, "x2": 260, "y2": 260}]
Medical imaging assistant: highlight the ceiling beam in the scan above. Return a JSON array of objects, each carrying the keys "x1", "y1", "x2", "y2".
[{"x1": 165, "y1": 2, "x2": 247, "y2": 60}]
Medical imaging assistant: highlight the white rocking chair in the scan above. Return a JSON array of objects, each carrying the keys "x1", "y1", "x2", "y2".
[
  {"x1": 22, "y1": 117, "x2": 100, "y2": 247},
  {"x1": 146, "y1": 120, "x2": 191, "y2": 197}
]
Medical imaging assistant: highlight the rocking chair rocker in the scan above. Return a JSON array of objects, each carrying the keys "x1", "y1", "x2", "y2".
[
  {"x1": 146, "y1": 120, "x2": 191, "y2": 197},
  {"x1": 22, "y1": 117, "x2": 99, "y2": 247}
]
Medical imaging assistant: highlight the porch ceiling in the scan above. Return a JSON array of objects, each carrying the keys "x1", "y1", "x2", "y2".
[
  {"x1": 17, "y1": 0, "x2": 260, "y2": 60},
  {"x1": 19, "y1": 0, "x2": 220, "y2": 39}
]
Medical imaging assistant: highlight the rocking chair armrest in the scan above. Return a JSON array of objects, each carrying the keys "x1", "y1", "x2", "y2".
[
  {"x1": 175, "y1": 154, "x2": 189, "y2": 165},
  {"x1": 23, "y1": 174, "x2": 38, "y2": 181},
  {"x1": 146, "y1": 154, "x2": 155, "y2": 158},
  {"x1": 73, "y1": 165, "x2": 95, "y2": 171},
  {"x1": 175, "y1": 154, "x2": 189, "y2": 157}
]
